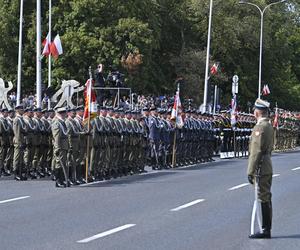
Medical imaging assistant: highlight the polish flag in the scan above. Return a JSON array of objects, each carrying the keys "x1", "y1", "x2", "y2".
[
  {"x1": 231, "y1": 94, "x2": 237, "y2": 127},
  {"x1": 273, "y1": 107, "x2": 279, "y2": 129},
  {"x1": 50, "y1": 34, "x2": 63, "y2": 59},
  {"x1": 83, "y1": 79, "x2": 98, "y2": 124},
  {"x1": 262, "y1": 84, "x2": 270, "y2": 96},
  {"x1": 171, "y1": 88, "x2": 184, "y2": 128},
  {"x1": 42, "y1": 33, "x2": 51, "y2": 57},
  {"x1": 210, "y1": 63, "x2": 219, "y2": 75}
]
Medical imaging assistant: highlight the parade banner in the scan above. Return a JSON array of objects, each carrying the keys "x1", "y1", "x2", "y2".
[{"x1": 83, "y1": 78, "x2": 97, "y2": 124}]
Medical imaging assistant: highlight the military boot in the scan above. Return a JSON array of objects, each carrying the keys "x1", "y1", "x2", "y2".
[
  {"x1": 14, "y1": 170, "x2": 22, "y2": 181},
  {"x1": 249, "y1": 201, "x2": 272, "y2": 239},
  {"x1": 55, "y1": 169, "x2": 66, "y2": 188}
]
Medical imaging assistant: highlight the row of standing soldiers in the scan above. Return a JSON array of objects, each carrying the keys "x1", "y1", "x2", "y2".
[
  {"x1": 0, "y1": 105, "x2": 218, "y2": 187},
  {"x1": 1, "y1": 105, "x2": 291, "y2": 187}
]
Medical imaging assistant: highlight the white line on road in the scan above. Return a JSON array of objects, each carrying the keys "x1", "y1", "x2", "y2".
[
  {"x1": 170, "y1": 199, "x2": 205, "y2": 212},
  {"x1": 77, "y1": 224, "x2": 136, "y2": 243},
  {"x1": 273, "y1": 174, "x2": 280, "y2": 178},
  {"x1": 292, "y1": 167, "x2": 300, "y2": 171},
  {"x1": 228, "y1": 183, "x2": 249, "y2": 191},
  {"x1": 0, "y1": 196, "x2": 30, "y2": 204}
]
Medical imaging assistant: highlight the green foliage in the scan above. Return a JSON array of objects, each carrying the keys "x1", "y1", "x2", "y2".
[{"x1": 0, "y1": 0, "x2": 299, "y2": 110}]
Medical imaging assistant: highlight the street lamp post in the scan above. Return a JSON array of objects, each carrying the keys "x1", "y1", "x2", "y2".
[
  {"x1": 202, "y1": 0, "x2": 213, "y2": 113},
  {"x1": 239, "y1": 0, "x2": 286, "y2": 99}
]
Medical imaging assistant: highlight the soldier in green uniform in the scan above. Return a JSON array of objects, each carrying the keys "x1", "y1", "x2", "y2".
[
  {"x1": 40, "y1": 109, "x2": 52, "y2": 176},
  {"x1": 12, "y1": 106, "x2": 27, "y2": 180},
  {"x1": 248, "y1": 98, "x2": 274, "y2": 239},
  {"x1": 51, "y1": 107, "x2": 69, "y2": 188},
  {"x1": 66, "y1": 108, "x2": 82, "y2": 185},
  {"x1": 89, "y1": 107, "x2": 102, "y2": 181},
  {"x1": 74, "y1": 106, "x2": 86, "y2": 183},
  {"x1": 4, "y1": 109, "x2": 14, "y2": 175},
  {"x1": 0, "y1": 109, "x2": 10, "y2": 176},
  {"x1": 32, "y1": 108, "x2": 45, "y2": 177},
  {"x1": 23, "y1": 108, "x2": 37, "y2": 179}
]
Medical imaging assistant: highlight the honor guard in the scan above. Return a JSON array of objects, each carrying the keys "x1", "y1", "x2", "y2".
[
  {"x1": 23, "y1": 107, "x2": 37, "y2": 179},
  {"x1": 4, "y1": 109, "x2": 14, "y2": 175},
  {"x1": 66, "y1": 108, "x2": 82, "y2": 185},
  {"x1": 74, "y1": 106, "x2": 86, "y2": 183},
  {"x1": 32, "y1": 108, "x2": 46, "y2": 177},
  {"x1": 148, "y1": 106, "x2": 160, "y2": 170},
  {"x1": 40, "y1": 109, "x2": 53, "y2": 176},
  {"x1": 51, "y1": 107, "x2": 69, "y2": 188},
  {"x1": 0, "y1": 109, "x2": 10, "y2": 176},
  {"x1": 12, "y1": 105, "x2": 27, "y2": 180}
]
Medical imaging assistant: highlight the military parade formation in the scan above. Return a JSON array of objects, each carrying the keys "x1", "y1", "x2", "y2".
[{"x1": 1, "y1": 99, "x2": 298, "y2": 188}]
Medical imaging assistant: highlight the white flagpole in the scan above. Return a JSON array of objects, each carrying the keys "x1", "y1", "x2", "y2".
[
  {"x1": 17, "y1": 0, "x2": 24, "y2": 106},
  {"x1": 48, "y1": 0, "x2": 52, "y2": 109},
  {"x1": 202, "y1": 0, "x2": 213, "y2": 113},
  {"x1": 36, "y1": 0, "x2": 42, "y2": 108}
]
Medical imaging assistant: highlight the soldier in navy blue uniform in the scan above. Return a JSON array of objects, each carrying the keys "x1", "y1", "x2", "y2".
[{"x1": 148, "y1": 106, "x2": 160, "y2": 170}]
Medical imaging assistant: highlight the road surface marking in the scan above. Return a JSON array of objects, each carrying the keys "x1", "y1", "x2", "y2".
[
  {"x1": 292, "y1": 167, "x2": 300, "y2": 171},
  {"x1": 170, "y1": 199, "x2": 205, "y2": 212},
  {"x1": 0, "y1": 196, "x2": 30, "y2": 204},
  {"x1": 228, "y1": 183, "x2": 249, "y2": 191},
  {"x1": 272, "y1": 174, "x2": 280, "y2": 178},
  {"x1": 77, "y1": 224, "x2": 136, "y2": 243}
]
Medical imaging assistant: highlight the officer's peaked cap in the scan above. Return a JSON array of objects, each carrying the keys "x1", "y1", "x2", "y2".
[
  {"x1": 76, "y1": 105, "x2": 84, "y2": 111},
  {"x1": 254, "y1": 98, "x2": 270, "y2": 110},
  {"x1": 55, "y1": 106, "x2": 67, "y2": 113},
  {"x1": 15, "y1": 105, "x2": 24, "y2": 111},
  {"x1": 33, "y1": 108, "x2": 42, "y2": 112}
]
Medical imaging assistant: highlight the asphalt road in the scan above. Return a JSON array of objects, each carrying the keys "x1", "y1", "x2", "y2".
[{"x1": 0, "y1": 150, "x2": 300, "y2": 250}]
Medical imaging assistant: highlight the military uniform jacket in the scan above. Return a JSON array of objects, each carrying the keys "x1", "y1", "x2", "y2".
[
  {"x1": 6, "y1": 117, "x2": 14, "y2": 144},
  {"x1": 66, "y1": 117, "x2": 81, "y2": 151},
  {"x1": 74, "y1": 115, "x2": 87, "y2": 148},
  {"x1": 51, "y1": 117, "x2": 69, "y2": 151},
  {"x1": 247, "y1": 117, "x2": 274, "y2": 176},
  {"x1": 13, "y1": 115, "x2": 27, "y2": 145},
  {"x1": 32, "y1": 117, "x2": 45, "y2": 146},
  {"x1": 0, "y1": 116, "x2": 10, "y2": 146},
  {"x1": 23, "y1": 116, "x2": 36, "y2": 146},
  {"x1": 148, "y1": 116, "x2": 160, "y2": 141},
  {"x1": 41, "y1": 117, "x2": 52, "y2": 146},
  {"x1": 90, "y1": 117, "x2": 103, "y2": 147}
]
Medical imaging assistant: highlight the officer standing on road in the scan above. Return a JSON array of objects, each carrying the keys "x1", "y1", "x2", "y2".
[{"x1": 248, "y1": 98, "x2": 274, "y2": 239}]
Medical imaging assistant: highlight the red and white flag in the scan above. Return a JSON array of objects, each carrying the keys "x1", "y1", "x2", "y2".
[
  {"x1": 50, "y1": 34, "x2": 63, "y2": 59},
  {"x1": 42, "y1": 33, "x2": 51, "y2": 57},
  {"x1": 262, "y1": 84, "x2": 270, "y2": 96},
  {"x1": 273, "y1": 107, "x2": 279, "y2": 129},
  {"x1": 171, "y1": 88, "x2": 184, "y2": 128},
  {"x1": 231, "y1": 94, "x2": 237, "y2": 127},
  {"x1": 210, "y1": 63, "x2": 219, "y2": 75},
  {"x1": 83, "y1": 79, "x2": 97, "y2": 124}
]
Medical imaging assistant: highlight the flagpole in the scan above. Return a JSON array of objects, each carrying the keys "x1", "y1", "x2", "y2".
[
  {"x1": 48, "y1": 0, "x2": 52, "y2": 109},
  {"x1": 171, "y1": 82, "x2": 180, "y2": 168},
  {"x1": 171, "y1": 130, "x2": 177, "y2": 168},
  {"x1": 85, "y1": 66, "x2": 93, "y2": 183},
  {"x1": 16, "y1": 0, "x2": 24, "y2": 106},
  {"x1": 36, "y1": 0, "x2": 42, "y2": 108},
  {"x1": 202, "y1": 0, "x2": 213, "y2": 113}
]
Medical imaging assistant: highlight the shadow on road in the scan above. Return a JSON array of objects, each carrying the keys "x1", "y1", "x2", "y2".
[
  {"x1": 78, "y1": 171, "x2": 178, "y2": 188},
  {"x1": 272, "y1": 234, "x2": 300, "y2": 239}
]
